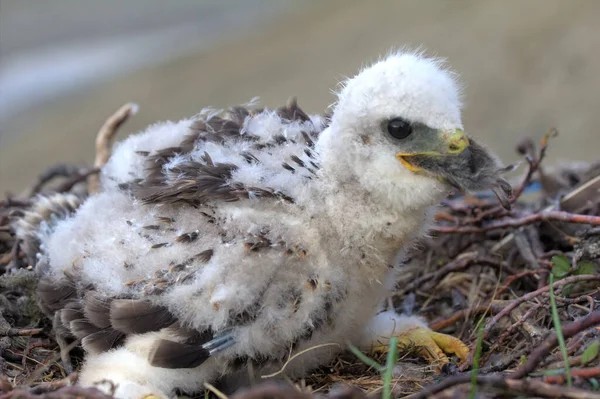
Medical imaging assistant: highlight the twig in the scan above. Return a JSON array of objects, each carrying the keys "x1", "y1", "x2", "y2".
[
  {"x1": 2, "y1": 328, "x2": 44, "y2": 337},
  {"x1": 460, "y1": 275, "x2": 600, "y2": 370},
  {"x1": 24, "y1": 340, "x2": 80, "y2": 386},
  {"x1": 1, "y1": 386, "x2": 113, "y2": 399},
  {"x1": 496, "y1": 268, "x2": 546, "y2": 296},
  {"x1": 511, "y1": 310, "x2": 600, "y2": 379},
  {"x1": 230, "y1": 382, "x2": 321, "y2": 399},
  {"x1": 29, "y1": 164, "x2": 84, "y2": 195},
  {"x1": 434, "y1": 210, "x2": 600, "y2": 234},
  {"x1": 398, "y1": 254, "x2": 515, "y2": 296},
  {"x1": 87, "y1": 103, "x2": 138, "y2": 194},
  {"x1": 404, "y1": 373, "x2": 599, "y2": 399},
  {"x1": 55, "y1": 168, "x2": 99, "y2": 193},
  {"x1": 429, "y1": 302, "x2": 505, "y2": 331},
  {"x1": 22, "y1": 340, "x2": 54, "y2": 368},
  {"x1": 204, "y1": 382, "x2": 228, "y2": 399},
  {"x1": 28, "y1": 373, "x2": 78, "y2": 394},
  {"x1": 543, "y1": 366, "x2": 600, "y2": 384},
  {"x1": 481, "y1": 302, "x2": 545, "y2": 366},
  {"x1": 261, "y1": 343, "x2": 341, "y2": 379}
]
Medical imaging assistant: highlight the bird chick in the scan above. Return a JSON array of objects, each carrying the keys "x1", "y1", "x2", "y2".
[{"x1": 17, "y1": 51, "x2": 511, "y2": 398}]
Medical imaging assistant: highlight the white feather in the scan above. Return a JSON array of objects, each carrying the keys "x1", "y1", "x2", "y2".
[{"x1": 39, "y1": 51, "x2": 468, "y2": 398}]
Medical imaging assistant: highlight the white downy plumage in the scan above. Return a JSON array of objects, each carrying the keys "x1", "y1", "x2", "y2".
[{"x1": 17, "y1": 51, "x2": 511, "y2": 399}]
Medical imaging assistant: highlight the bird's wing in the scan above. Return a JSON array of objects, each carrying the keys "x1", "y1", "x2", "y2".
[
  {"x1": 33, "y1": 99, "x2": 339, "y2": 370},
  {"x1": 108, "y1": 98, "x2": 328, "y2": 207},
  {"x1": 42, "y1": 223, "x2": 342, "y2": 370}
]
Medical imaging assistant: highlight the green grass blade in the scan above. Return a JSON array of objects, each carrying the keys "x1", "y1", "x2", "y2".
[
  {"x1": 469, "y1": 321, "x2": 485, "y2": 399},
  {"x1": 549, "y1": 274, "x2": 572, "y2": 387},
  {"x1": 347, "y1": 343, "x2": 386, "y2": 372},
  {"x1": 382, "y1": 336, "x2": 398, "y2": 399}
]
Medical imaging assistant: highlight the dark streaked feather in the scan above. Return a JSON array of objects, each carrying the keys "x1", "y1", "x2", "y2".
[
  {"x1": 36, "y1": 278, "x2": 76, "y2": 313},
  {"x1": 53, "y1": 311, "x2": 72, "y2": 340},
  {"x1": 82, "y1": 328, "x2": 125, "y2": 354},
  {"x1": 59, "y1": 302, "x2": 84, "y2": 327},
  {"x1": 175, "y1": 231, "x2": 199, "y2": 243},
  {"x1": 301, "y1": 131, "x2": 315, "y2": 148},
  {"x1": 276, "y1": 97, "x2": 311, "y2": 123},
  {"x1": 15, "y1": 193, "x2": 82, "y2": 265},
  {"x1": 149, "y1": 340, "x2": 210, "y2": 369},
  {"x1": 110, "y1": 299, "x2": 176, "y2": 334},
  {"x1": 132, "y1": 101, "x2": 319, "y2": 206},
  {"x1": 290, "y1": 155, "x2": 305, "y2": 168},
  {"x1": 194, "y1": 249, "x2": 214, "y2": 263},
  {"x1": 282, "y1": 163, "x2": 295, "y2": 173},
  {"x1": 69, "y1": 319, "x2": 100, "y2": 339},
  {"x1": 83, "y1": 292, "x2": 112, "y2": 329}
]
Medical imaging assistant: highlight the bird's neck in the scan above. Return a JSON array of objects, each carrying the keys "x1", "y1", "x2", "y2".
[
  {"x1": 305, "y1": 174, "x2": 436, "y2": 270},
  {"x1": 302, "y1": 125, "x2": 442, "y2": 271}
]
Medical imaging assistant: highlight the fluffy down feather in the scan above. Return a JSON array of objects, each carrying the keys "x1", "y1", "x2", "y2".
[{"x1": 18, "y1": 51, "x2": 510, "y2": 398}]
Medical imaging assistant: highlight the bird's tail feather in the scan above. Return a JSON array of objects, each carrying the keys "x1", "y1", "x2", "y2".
[{"x1": 13, "y1": 193, "x2": 82, "y2": 267}]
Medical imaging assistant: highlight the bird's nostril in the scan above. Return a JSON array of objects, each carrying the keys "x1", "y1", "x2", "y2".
[{"x1": 449, "y1": 143, "x2": 461, "y2": 152}]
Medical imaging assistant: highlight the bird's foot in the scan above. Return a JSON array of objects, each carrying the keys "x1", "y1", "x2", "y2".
[
  {"x1": 370, "y1": 327, "x2": 469, "y2": 372},
  {"x1": 360, "y1": 311, "x2": 468, "y2": 373}
]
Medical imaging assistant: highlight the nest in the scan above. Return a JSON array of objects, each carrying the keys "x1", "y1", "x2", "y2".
[{"x1": 1, "y1": 105, "x2": 599, "y2": 399}]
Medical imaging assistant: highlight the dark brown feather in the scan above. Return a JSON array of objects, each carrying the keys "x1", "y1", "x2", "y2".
[
  {"x1": 36, "y1": 278, "x2": 76, "y2": 313},
  {"x1": 59, "y1": 302, "x2": 84, "y2": 327},
  {"x1": 276, "y1": 97, "x2": 311, "y2": 122},
  {"x1": 194, "y1": 249, "x2": 214, "y2": 263},
  {"x1": 132, "y1": 101, "x2": 318, "y2": 206},
  {"x1": 53, "y1": 312, "x2": 72, "y2": 340},
  {"x1": 83, "y1": 292, "x2": 112, "y2": 329},
  {"x1": 69, "y1": 319, "x2": 100, "y2": 339},
  {"x1": 82, "y1": 328, "x2": 125, "y2": 354},
  {"x1": 175, "y1": 231, "x2": 199, "y2": 243},
  {"x1": 149, "y1": 339, "x2": 210, "y2": 369},
  {"x1": 110, "y1": 299, "x2": 176, "y2": 334}
]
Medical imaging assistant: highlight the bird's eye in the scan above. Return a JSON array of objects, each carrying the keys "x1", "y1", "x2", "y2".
[{"x1": 387, "y1": 118, "x2": 412, "y2": 139}]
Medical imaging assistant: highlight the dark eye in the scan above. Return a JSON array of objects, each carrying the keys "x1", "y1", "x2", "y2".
[{"x1": 387, "y1": 118, "x2": 412, "y2": 139}]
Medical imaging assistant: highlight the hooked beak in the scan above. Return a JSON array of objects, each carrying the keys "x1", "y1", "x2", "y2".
[{"x1": 396, "y1": 129, "x2": 470, "y2": 172}]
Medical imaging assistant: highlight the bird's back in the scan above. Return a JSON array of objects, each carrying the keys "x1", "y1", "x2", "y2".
[{"x1": 31, "y1": 99, "x2": 364, "y2": 372}]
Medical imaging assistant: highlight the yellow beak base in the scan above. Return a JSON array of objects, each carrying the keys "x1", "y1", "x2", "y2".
[
  {"x1": 395, "y1": 129, "x2": 470, "y2": 173},
  {"x1": 396, "y1": 154, "x2": 422, "y2": 172}
]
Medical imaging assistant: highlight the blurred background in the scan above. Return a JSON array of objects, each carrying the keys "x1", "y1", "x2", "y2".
[{"x1": 1, "y1": 0, "x2": 599, "y2": 194}]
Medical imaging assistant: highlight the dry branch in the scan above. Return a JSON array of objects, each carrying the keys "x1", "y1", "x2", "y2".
[
  {"x1": 511, "y1": 309, "x2": 600, "y2": 379},
  {"x1": 434, "y1": 210, "x2": 600, "y2": 234},
  {"x1": 1, "y1": 328, "x2": 44, "y2": 337},
  {"x1": 87, "y1": 103, "x2": 137, "y2": 194},
  {"x1": 543, "y1": 366, "x2": 600, "y2": 384},
  {"x1": 404, "y1": 373, "x2": 600, "y2": 399},
  {"x1": 460, "y1": 274, "x2": 600, "y2": 370}
]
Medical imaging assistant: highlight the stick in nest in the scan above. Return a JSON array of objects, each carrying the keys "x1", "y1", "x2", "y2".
[
  {"x1": 87, "y1": 102, "x2": 138, "y2": 194},
  {"x1": 460, "y1": 275, "x2": 600, "y2": 371},
  {"x1": 511, "y1": 309, "x2": 600, "y2": 379},
  {"x1": 404, "y1": 373, "x2": 600, "y2": 399}
]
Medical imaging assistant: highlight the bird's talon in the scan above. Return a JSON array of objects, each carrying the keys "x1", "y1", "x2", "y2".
[{"x1": 369, "y1": 327, "x2": 469, "y2": 373}]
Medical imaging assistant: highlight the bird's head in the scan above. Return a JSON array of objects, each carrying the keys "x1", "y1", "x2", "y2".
[{"x1": 318, "y1": 51, "x2": 512, "y2": 210}]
